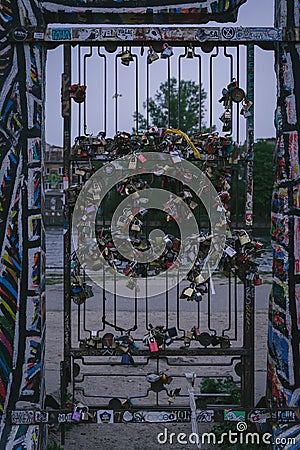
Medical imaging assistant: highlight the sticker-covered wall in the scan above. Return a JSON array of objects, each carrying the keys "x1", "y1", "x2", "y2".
[
  {"x1": 0, "y1": 1, "x2": 45, "y2": 449},
  {"x1": 269, "y1": 0, "x2": 300, "y2": 446}
]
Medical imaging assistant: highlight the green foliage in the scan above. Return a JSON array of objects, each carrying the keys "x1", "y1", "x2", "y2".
[
  {"x1": 200, "y1": 377, "x2": 241, "y2": 405},
  {"x1": 253, "y1": 139, "x2": 274, "y2": 222},
  {"x1": 134, "y1": 77, "x2": 208, "y2": 134}
]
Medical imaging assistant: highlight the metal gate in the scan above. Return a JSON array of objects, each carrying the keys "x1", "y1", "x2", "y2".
[{"x1": 59, "y1": 32, "x2": 264, "y2": 432}]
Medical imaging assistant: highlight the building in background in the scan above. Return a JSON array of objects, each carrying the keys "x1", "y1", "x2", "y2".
[{"x1": 44, "y1": 143, "x2": 64, "y2": 226}]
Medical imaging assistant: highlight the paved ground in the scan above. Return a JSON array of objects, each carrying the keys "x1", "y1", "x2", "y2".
[{"x1": 45, "y1": 277, "x2": 271, "y2": 450}]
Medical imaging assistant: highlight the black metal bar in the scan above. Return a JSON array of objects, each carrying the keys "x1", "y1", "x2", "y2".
[
  {"x1": 97, "y1": 47, "x2": 107, "y2": 135},
  {"x1": 133, "y1": 52, "x2": 139, "y2": 133},
  {"x1": 63, "y1": 44, "x2": 72, "y2": 386},
  {"x1": 167, "y1": 57, "x2": 171, "y2": 129},
  {"x1": 83, "y1": 47, "x2": 93, "y2": 135},
  {"x1": 209, "y1": 47, "x2": 219, "y2": 130}
]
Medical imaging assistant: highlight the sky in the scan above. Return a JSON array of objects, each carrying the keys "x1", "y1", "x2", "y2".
[{"x1": 45, "y1": 0, "x2": 276, "y2": 146}]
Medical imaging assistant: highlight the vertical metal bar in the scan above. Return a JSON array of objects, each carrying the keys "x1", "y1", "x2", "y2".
[
  {"x1": 236, "y1": 46, "x2": 240, "y2": 144},
  {"x1": 194, "y1": 51, "x2": 202, "y2": 132},
  {"x1": 242, "y1": 43, "x2": 255, "y2": 408},
  {"x1": 97, "y1": 47, "x2": 107, "y2": 135},
  {"x1": 223, "y1": 273, "x2": 232, "y2": 334},
  {"x1": 78, "y1": 46, "x2": 81, "y2": 137},
  {"x1": 83, "y1": 47, "x2": 93, "y2": 136},
  {"x1": 100, "y1": 269, "x2": 106, "y2": 332},
  {"x1": 146, "y1": 57, "x2": 150, "y2": 128},
  {"x1": 167, "y1": 57, "x2": 171, "y2": 129},
  {"x1": 133, "y1": 52, "x2": 139, "y2": 133},
  {"x1": 178, "y1": 52, "x2": 184, "y2": 129},
  {"x1": 245, "y1": 44, "x2": 255, "y2": 229},
  {"x1": 115, "y1": 51, "x2": 119, "y2": 134},
  {"x1": 209, "y1": 47, "x2": 219, "y2": 130},
  {"x1": 63, "y1": 44, "x2": 71, "y2": 386},
  {"x1": 243, "y1": 282, "x2": 255, "y2": 407},
  {"x1": 165, "y1": 270, "x2": 169, "y2": 330}
]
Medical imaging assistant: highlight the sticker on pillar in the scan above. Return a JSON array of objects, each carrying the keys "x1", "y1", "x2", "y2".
[
  {"x1": 28, "y1": 138, "x2": 41, "y2": 164},
  {"x1": 268, "y1": 329, "x2": 293, "y2": 383},
  {"x1": 11, "y1": 410, "x2": 35, "y2": 425},
  {"x1": 19, "y1": 336, "x2": 41, "y2": 401},
  {"x1": 28, "y1": 215, "x2": 41, "y2": 241},
  {"x1": 272, "y1": 282, "x2": 287, "y2": 309},
  {"x1": 97, "y1": 410, "x2": 114, "y2": 424},
  {"x1": 271, "y1": 214, "x2": 289, "y2": 246},
  {"x1": 287, "y1": 131, "x2": 299, "y2": 179},
  {"x1": 28, "y1": 248, "x2": 41, "y2": 289},
  {"x1": 295, "y1": 285, "x2": 300, "y2": 328},
  {"x1": 271, "y1": 188, "x2": 288, "y2": 214},
  {"x1": 27, "y1": 169, "x2": 41, "y2": 209},
  {"x1": 26, "y1": 296, "x2": 41, "y2": 332},
  {"x1": 293, "y1": 186, "x2": 300, "y2": 209},
  {"x1": 285, "y1": 96, "x2": 297, "y2": 126},
  {"x1": 224, "y1": 410, "x2": 246, "y2": 422},
  {"x1": 294, "y1": 217, "x2": 300, "y2": 275}
]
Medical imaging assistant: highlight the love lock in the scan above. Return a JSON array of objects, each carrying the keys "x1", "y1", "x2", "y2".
[
  {"x1": 239, "y1": 230, "x2": 251, "y2": 246},
  {"x1": 161, "y1": 43, "x2": 174, "y2": 59},
  {"x1": 131, "y1": 218, "x2": 142, "y2": 233},
  {"x1": 198, "y1": 332, "x2": 212, "y2": 348},
  {"x1": 121, "y1": 49, "x2": 134, "y2": 66},
  {"x1": 147, "y1": 45, "x2": 159, "y2": 64},
  {"x1": 69, "y1": 84, "x2": 86, "y2": 103},
  {"x1": 72, "y1": 405, "x2": 83, "y2": 422},
  {"x1": 71, "y1": 283, "x2": 87, "y2": 305},
  {"x1": 180, "y1": 284, "x2": 195, "y2": 300},
  {"x1": 219, "y1": 335, "x2": 231, "y2": 349}
]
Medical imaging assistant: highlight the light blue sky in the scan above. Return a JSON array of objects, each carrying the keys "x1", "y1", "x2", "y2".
[{"x1": 45, "y1": 0, "x2": 276, "y2": 146}]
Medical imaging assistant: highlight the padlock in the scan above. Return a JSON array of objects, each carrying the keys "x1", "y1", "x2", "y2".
[
  {"x1": 71, "y1": 284, "x2": 86, "y2": 305},
  {"x1": 149, "y1": 336, "x2": 159, "y2": 353},
  {"x1": 117, "y1": 215, "x2": 129, "y2": 228},
  {"x1": 220, "y1": 335, "x2": 231, "y2": 349},
  {"x1": 131, "y1": 218, "x2": 142, "y2": 232},
  {"x1": 121, "y1": 49, "x2": 134, "y2": 66},
  {"x1": 239, "y1": 230, "x2": 251, "y2": 246},
  {"x1": 199, "y1": 332, "x2": 212, "y2": 347},
  {"x1": 180, "y1": 286, "x2": 194, "y2": 299},
  {"x1": 192, "y1": 290, "x2": 203, "y2": 302},
  {"x1": 224, "y1": 109, "x2": 232, "y2": 119},
  {"x1": 161, "y1": 43, "x2": 174, "y2": 59},
  {"x1": 121, "y1": 353, "x2": 132, "y2": 365},
  {"x1": 230, "y1": 86, "x2": 245, "y2": 103},
  {"x1": 147, "y1": 46, "x2": 159, "y2": 64},
  {"x1": 81, "y1": 406, "x2": 89, "y2": 421},
  {"x1": 72, "y1": 405, "x2": 82, "y2": 422},
  {"x1": 128, "y1": 155, "x2": 137, "y2": 169},
  {"x1": 253, "y1": 275, "x2": 263, "y2": 286},
  {"x1": 192, "y1": 327, "x2": 201, "y2": 340}
]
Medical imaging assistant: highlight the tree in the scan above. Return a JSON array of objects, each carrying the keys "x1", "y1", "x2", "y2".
[
  {"x1": 134, "y1": 77, "x2": 208, "y2": 135},
  {"x1": 253, "y1": 139, "x2": 274, "y2": 221}
]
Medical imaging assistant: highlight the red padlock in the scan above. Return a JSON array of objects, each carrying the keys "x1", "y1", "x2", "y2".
[
  {"x1": 253, "y1": 276, "x2": 263, "y2": 286},
  {"x1": 149, "y1": 337, "x2": 159, "y2": 353}
]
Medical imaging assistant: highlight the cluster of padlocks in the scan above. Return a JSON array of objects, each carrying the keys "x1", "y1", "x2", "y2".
[
  {"x1": 67, "y1": 77, "x2": 261, "y2": 358},
  {"x1": 69, "y1": 129, "x2": 241, "y2": 160},
  {"x1": 78, "y1": 320, "x2": 234, "y2": 355}
]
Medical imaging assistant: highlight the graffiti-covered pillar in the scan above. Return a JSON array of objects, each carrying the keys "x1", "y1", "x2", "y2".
[
  {"x1": 0, "y1": 1, "x2": 45, "y2": 449},
  {"x1": 269, "y1": 0, "x2": 300, "y2": 444}
]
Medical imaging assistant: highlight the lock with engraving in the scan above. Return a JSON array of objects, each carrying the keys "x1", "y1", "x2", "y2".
[
  {"x1": 147, "y1": 45, "x2": 159, "y2": 64},
  {"x1": 161, "y1": 43, "x2": 174, "y2": 59}
]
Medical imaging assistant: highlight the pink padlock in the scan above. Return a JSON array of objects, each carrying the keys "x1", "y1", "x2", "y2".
[{"x1": 149, "y1": 337, "x2": 159, "y2": 353}]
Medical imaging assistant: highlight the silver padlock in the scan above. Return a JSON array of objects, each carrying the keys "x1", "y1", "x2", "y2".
[
  {"x1": 239, "y1": 230, "x2": 251, "y2": 246},
  {"x1": 161, "y1": 43, "x2": 174, "y2": 59}
]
